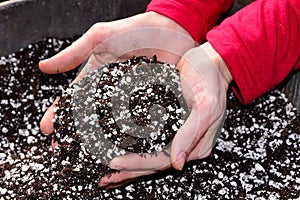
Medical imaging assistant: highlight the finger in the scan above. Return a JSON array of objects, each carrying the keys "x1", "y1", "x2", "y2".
[
  {"x1": 40, "y1": 97, "x2": 60, "y2": 134},
  {"x1": 109, "y1": 150, "x2": 171, "y2": 171},
  {"x1": 187, "y1": 112, "x2": 226, "y2": 160},
  {"x1": 103, "y1": 182, "x2": 128, "y2": 190},
  {"x1": 39, "y1": 24, "x2": 107, "y2": 74},
  {"x1": 170, "y1": 104, "x2": 211, "y2": 170},
  {"x1": 51, "y1": 135, "x2": 60, "y2": 151},
  {"x1": 186, "y1": 131, "x2": 215, "y2": 161},
  {"x1": 99, "y1": 170, "x2": 154, "y2": 188}
]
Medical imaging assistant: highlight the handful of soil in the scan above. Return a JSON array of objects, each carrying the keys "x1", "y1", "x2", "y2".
[{"x1": 53, "y1": 56, "x2": 189, "y2": 176}]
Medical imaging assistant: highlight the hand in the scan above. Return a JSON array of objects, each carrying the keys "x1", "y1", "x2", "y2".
[
  {"x1": 39, "y1": 11, "x2": 196, "y2": 134},
  {"x1": 98, "y1": 42, "x2": 233, "y2": 189}
]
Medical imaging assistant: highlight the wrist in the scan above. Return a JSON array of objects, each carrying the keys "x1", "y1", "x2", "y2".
[
  {"x1": 145, "y1": 11, "x2": 193, "y2": 39},
  {"x1": 200, "y1": 42, "x2": 233, "y2": 88}
]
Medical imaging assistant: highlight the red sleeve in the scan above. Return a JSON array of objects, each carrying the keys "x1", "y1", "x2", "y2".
[
  {"x1": 207, "y1": 0, "x2": 300, "y2": 104},
  {"x1": 146, "y1": 0, "x2": 234, "y2": 43}
]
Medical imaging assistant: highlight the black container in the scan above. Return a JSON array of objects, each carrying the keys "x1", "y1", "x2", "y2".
[{"x1": 0, "y1": 0, "x2": 150, "y2": 56}]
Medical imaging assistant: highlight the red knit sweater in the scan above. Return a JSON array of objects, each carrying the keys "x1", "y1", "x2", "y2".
[{"x1": 147, "y1": 0, "x2": 300, "y2": 104}]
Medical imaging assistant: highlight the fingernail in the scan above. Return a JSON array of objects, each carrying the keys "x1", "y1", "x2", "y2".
[
  {"x1": 98, "y1": 180, "x2": 108, "y2": 187},
  {"x1": 110, "y1": 159, "x2": 124, "y2": 170},
  {"x1": 111, "y1": 165, "x2": 123, "y2": 171},
  {"x1": 175, "y1": 152, "x2": 186, "y2": 171},
  {"x1": 98, "y1": 183, "x2": 107, "y2": 187},
  {"x1": 39, "y1": 59, "x2": 47, "y2": 67},
  {"x1": 38, "y1": 60, "x2": 44, "y2": 65}
]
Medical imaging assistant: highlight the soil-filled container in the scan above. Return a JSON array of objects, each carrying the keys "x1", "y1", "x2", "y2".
[{"x1": 0, "y1": 0, "x2": 299, "y2": 199}]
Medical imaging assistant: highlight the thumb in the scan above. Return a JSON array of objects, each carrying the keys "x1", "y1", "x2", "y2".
[
  {"x1": 38, "y1": 23, "x2": 110, "y2": 74},
  {"x1": 170, "y1": 105, "x2": 211, "y2": 170}
]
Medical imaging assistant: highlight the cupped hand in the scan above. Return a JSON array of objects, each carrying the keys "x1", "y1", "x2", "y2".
[
  {"x1": 99, "y1": 42, "x2": 233, "y2": 189},
  {"x1": 39, "y1": 11, "x2": 196, "y2": 134}
]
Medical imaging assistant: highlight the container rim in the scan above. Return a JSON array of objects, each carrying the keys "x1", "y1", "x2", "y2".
[{"x1": 0, "y1": 0, "x2": 29, "y2": 8}]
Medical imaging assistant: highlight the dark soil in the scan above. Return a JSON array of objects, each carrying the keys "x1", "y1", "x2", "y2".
[{"x1": 0, "y1": 37, "x2": 299, "y2": 199}]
